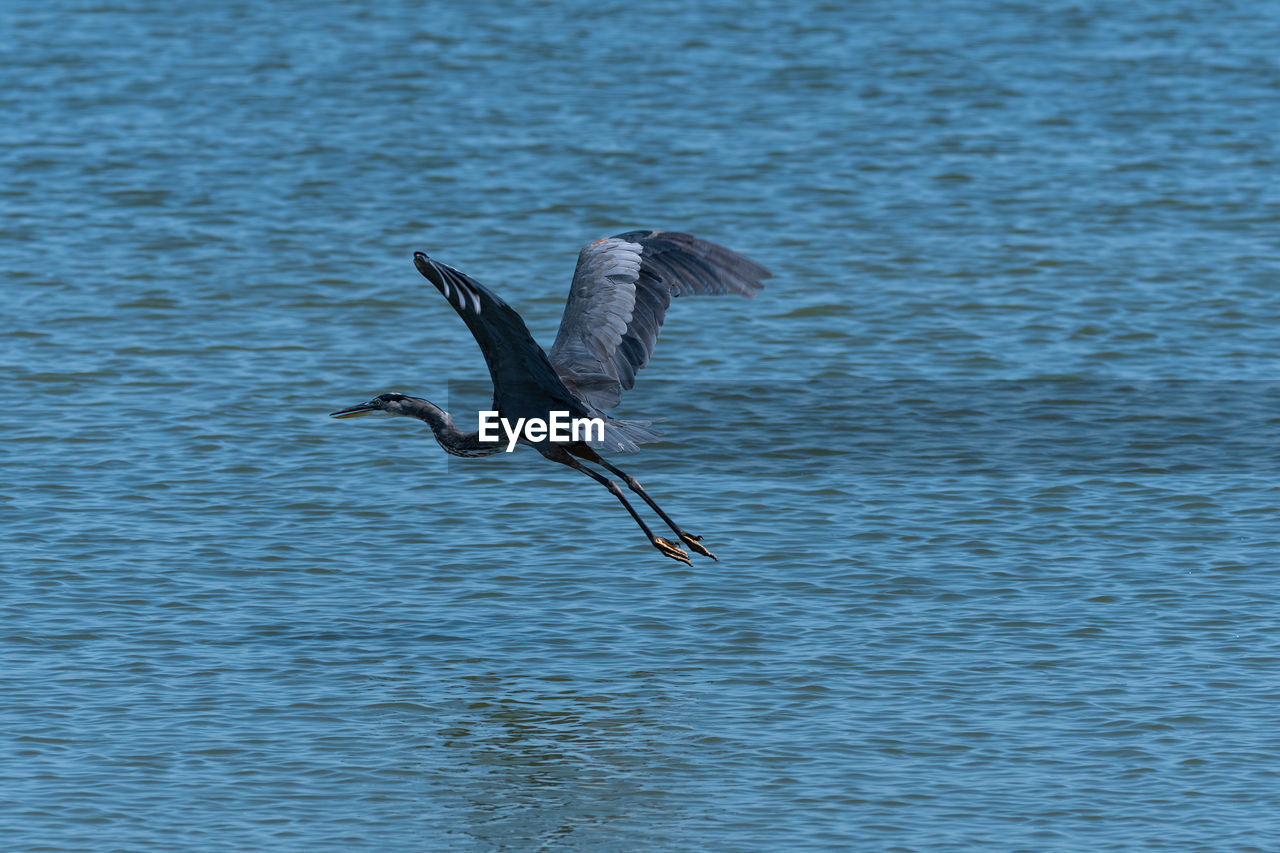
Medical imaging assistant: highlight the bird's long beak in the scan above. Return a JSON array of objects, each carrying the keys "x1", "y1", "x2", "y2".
[{"x1": 330, "y1": 401, "x2": 379, "y2": 419}]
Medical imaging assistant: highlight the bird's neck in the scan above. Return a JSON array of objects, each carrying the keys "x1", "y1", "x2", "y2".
[{"x1": 398, "y1": 397, "x2": 503, "y2": 458}]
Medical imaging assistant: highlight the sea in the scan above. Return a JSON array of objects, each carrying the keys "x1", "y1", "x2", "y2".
[{"x1": 4, "y1": 1, "x2": 1280, "y2": 849}]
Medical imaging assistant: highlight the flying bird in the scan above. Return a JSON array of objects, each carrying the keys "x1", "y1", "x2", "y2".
[{"x1": 331, "y1": 230, "x2": 770, "y2": 564}]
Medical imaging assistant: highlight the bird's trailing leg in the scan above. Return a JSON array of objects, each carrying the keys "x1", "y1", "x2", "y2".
[
  {"x1": 546, "y1": 449, "x2": 692, "y2": 566},
  {"x1": 577, "y1": 450, "x2": 717, "y2": 561}
]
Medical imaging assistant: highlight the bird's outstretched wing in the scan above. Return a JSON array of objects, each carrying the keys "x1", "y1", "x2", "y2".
[
  {"x1": 413, "y1": 252, "x2": 585, "y2": 415},
  {"x1": 547, "y1": 230, "x2": 771, "y2": 411}
]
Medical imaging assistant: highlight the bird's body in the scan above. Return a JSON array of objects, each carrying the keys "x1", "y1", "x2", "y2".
[{"x1": 331, "y1": 230, "x2": 770, "y2": 564}]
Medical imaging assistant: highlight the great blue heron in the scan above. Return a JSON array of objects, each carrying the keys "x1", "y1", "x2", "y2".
[{"x1": 331, "y1": 230, "x2": 770, "y2": 564}]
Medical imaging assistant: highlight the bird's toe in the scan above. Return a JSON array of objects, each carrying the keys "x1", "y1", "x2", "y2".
[
  {"x1": 654, "y1": 537, "x2": 692, "y2": 566},
  {"x1": 680, "y1": 533, "x2": 717, "y2": 561}
]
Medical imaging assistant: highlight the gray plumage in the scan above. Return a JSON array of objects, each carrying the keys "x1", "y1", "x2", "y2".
[
  {"x1": 550, "y1": 230, "x2": 770, "y2": 411},
  {"x1": 331, "y1": 230, "x2": 771, "y2": 565}
]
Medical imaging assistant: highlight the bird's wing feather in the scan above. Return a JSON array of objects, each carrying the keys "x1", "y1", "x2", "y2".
[
  {"x1": 413, "y1": 252, "x2": 584, "y2": 415},
  {"x1": 548, "y1": 230, "x2": 771, "y2": 411}
]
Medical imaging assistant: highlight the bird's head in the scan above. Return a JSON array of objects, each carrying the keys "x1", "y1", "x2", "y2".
[{"x1": 329, "y1": 392, "x2": 414, "y2": 419}]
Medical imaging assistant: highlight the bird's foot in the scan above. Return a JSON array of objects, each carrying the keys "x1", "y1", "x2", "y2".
[
  {"x1": 679, "y1": 531, "x2": 717, "y2": 561},
  {"x1": 653, "y1": 537, "x2": 692, "y2": 566}
]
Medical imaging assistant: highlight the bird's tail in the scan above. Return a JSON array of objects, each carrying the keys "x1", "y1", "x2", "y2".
[{"x1": 596, "y1": 416, "x2": 664, "y2": 454}]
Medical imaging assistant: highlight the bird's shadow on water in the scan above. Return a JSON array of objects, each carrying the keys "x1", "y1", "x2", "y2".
[{"x1": 411, "y1": 668, "x2": 702, "y2": 851}]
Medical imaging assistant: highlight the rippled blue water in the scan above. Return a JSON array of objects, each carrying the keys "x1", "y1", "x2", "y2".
[{"x1": 5, "y1": 1, "x2": 1280, "y2": 849}]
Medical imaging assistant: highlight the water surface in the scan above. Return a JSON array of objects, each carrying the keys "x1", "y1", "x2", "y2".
[{"x1": 4, "y1": 1, "x2": 1280, "y2": 849}]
